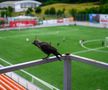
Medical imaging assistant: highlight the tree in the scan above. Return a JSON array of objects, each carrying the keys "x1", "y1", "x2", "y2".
[
  {"x1": 28, "y1": 7, "x2": 33, "y2": 12},
  {"x1": 99, "y1": 4, "x2": 108, "y2": 14},
  {"x1": 44, "y1": 9, "x2": 50, "y2": 15},
  {"x1": 7, "y1": 6, "x2": 14, "y2": 13},
  {"x1": 25, "y1": 7, "x2": 33, "y2": 15},
  {"x1": 69, "y1": 8, "x2": 77, "y2": 16},
  {"x1": 35, "y1": 7, "x2": 42, "y2": 14},
  {"x1": 44, "y1": 7, "x2": 56, "y2": 15},
  {"x1": 57, "y1": 10, "x2": 62, "y2": 16},
  {"x1": 100, "y1": 0, "x2": 108, "y2": 4},
  {"x1": 62, "y1": 8, "x2": 65, "y2": 15},
  {"x1": 49, "y1": 7, "x2": 56, "y2": 15},
  {"x1": 57, "y1": 8, "x2": 65, "y2": 17},
  {"x1": 1, "y1": 11, "x2": 7, "y2": 17},
  {"x1": 77, "y1": 4, "x2": 108, "y2": 14},
  {"x1": 7, "y1": 6, "x2": 14, "y2": 17},
  {"x1": 0, "y1": 0, "x2": 102, "y2": 4}
]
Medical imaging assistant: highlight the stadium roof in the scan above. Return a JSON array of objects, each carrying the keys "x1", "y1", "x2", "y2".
[
  {"x1": 0, "y1": 0, "x2": 42, "y2": 5},
  {"x1": 0, "y1": 1, "x2": 17, "y2": 5}
]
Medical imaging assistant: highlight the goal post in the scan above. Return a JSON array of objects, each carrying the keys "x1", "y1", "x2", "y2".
[{"x1": 105, "y1": 37, "x2": 108, "y2": 47}]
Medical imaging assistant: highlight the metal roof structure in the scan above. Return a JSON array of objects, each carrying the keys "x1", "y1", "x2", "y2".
[
  {"x1": 0, "y1": 0, "x2": 42, "y2": 12},
  {"x1": 0, "y1": 0, "x2": 41, "y2": 5}
]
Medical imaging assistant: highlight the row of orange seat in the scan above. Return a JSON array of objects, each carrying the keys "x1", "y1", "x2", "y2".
[{"x1": 0, "y1": 74, "x2": 26, "y2": 90}]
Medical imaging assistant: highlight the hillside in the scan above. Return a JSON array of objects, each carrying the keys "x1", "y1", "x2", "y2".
[
  {"x1": 41, "y1": 2, "x2": 99, "y2": 14},
  {"x1": 2, "y1": 2, "x2": 100, "y2": 18}
]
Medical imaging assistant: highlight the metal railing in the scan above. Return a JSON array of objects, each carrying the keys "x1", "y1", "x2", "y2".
[
  {"x1": 5, "y1": 72, "x2": 42, "y2": 90},
  {"x1": 0, "y1": 54, "x2": 108, "y2": 90}
]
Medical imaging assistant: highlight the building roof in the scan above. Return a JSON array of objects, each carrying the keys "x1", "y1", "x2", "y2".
[
  {"x1": 14, "y1": 15, "x2": 37, "y2": 20},
  {"x1": 0, "y1": 1, "x2": 17, "y2": 5},
  {"x1": 0, "y1": 0, "x2": 42, "y2": 5}
]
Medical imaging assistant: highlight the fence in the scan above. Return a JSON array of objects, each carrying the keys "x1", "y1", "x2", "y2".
[
  {"x1": 0, "y1": 54, "x2": 108, "y2": 90},
  {"x1": 1, "y1": 14, "x2": 108, "y2": 29},
  {"x1": 0, "y1": 13, "x2": 108, "y2": 31},
  {"x1": 5, "y1": 72, "x2": 42, "y2": 90},
  {"x1": 0, "y1": 59, "x2": 60, "y2": 90}
]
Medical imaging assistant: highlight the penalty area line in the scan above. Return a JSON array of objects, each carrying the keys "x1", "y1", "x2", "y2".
[{"x1": 79, "y1": 40, "x2": 108, "y2": 53}]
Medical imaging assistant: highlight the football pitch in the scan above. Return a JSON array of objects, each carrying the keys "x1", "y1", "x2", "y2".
[{"x1": 0, "y1": 25, "x2": 108, "y2": 90}]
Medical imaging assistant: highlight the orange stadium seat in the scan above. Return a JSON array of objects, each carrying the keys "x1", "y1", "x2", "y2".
[
  {"x1": 0, "y1": 79, "x2": 14, "y2": 90},
  {"x1": 0, "y1": 74, "x2": 26, "y2": 90},
  {"x1": 0, "y1": 84, "x2": 7, "y2": 90}
]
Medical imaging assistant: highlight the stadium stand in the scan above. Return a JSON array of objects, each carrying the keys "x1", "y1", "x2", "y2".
[
  {"x1": 0, "y1": 74, "x2": 26, "y2": 90},
  {"x1": 0, "y1": 84, "x2": 7, "y2": 90}
]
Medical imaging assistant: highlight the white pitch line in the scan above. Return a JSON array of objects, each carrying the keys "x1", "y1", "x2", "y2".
[
  {"x1": 73, "y1": 49, "x2": 96, "y2": 54},
  {"x1": 80, "y1": 39, "x2": 108, "y2": 53},
  {"x1": 79, "y1": 39, "x2": 104, "y2": 50}
]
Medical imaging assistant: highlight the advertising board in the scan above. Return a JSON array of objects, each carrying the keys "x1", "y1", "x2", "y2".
[
  {"x1": 100, "y1": 14, "x2": 108, "y2": 24},
  {"x1": 10, "y1": 20, "x2": 36, "y2": 27}
]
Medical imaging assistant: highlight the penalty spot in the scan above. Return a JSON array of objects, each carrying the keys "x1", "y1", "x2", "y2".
[{"x1": 26, "y1": 38, "x2": 29, "y2": 42}]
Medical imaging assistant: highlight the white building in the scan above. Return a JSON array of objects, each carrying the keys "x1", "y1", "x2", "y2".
[{"x1": 0, "y1": 0, "x2": 42, "y2": 12}]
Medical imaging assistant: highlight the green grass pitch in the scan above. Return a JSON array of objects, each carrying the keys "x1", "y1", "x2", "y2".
[{"x1": 0, "y1": 25, "x2": 108, "y2": 90}]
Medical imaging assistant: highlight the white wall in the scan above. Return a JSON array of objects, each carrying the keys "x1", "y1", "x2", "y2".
[{"x1": 15, "y1": 3, "x2": 21, "y2": 12}]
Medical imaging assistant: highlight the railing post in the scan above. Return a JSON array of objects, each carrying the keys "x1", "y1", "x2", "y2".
[{"x1": 64, "y1": 54, "x2": 72, "y2": 90}]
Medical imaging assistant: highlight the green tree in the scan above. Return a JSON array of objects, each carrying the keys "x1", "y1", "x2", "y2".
[
  {"x1": 44, "y1": 9, "x2": 50, "y2": 15},
  {"x1": 7, "y1": 6, "x2": 14, "y2": 13},
  {"x1": 99, "y1": 4, "x2": 108, "y2": 14},
  {"x1": 44, "y1": 7, "x2": 56, "y2": 15},
  {"x1": 1, "y1": 11, "x2": 7, "y2": 17},
  {"x1": 57, "y1": 8, "x2": 65, "y2": 17},
  {"x1": 100, "y1": 0, "x2": 108, "y2": 4},
  {"x1": 28, "y1": 7, "x2": 33, "y2": 12},
  {"x1": 69, "y1": 8, "x2": 77, "y2": 16},
  {"x1": 6, "y1": 6, "x2": 14, "y2": 17},
  {"x1": 49, "y1": 7, "x2": 56, "y2": 15},
  {"x1": 25, "y1": 7, "x2": 33, "y2": 15},
  {"x1": 35, "y1": 7, "x2": 42, "y2": 14},
  {"x1": 57, "y1": 10, "x2": 62, "y2": 16}
]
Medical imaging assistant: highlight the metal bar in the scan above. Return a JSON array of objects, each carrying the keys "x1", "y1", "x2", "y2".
[
  {"x1": 1, "y1": 54, "x2": 108, "y2": 74},
  {"x1": 70, "y1": 54, "x2": 108, "y2": 69},
  {"x1": 0, "y1": 54, "x2": 108, "y2": 90},
  {"x1": 0, "y1": 54, "x2": 108, "y2": 74},
  {"x1": 64, "y1": 54, "x2": 72, "y2": 90},
  {"x1": 0, "y1": 56, "x2": 61, "y2": 74}
]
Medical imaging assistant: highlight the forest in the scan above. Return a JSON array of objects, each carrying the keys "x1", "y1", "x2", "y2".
[
  {"x1": 35, "y1": 0, "x2": 108, "y2": 4},
  {"x1": 0, "y1": 0, "x2": 108, "y2": 4}
]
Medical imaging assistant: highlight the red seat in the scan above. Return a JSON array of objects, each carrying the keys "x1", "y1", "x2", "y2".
[
  {"x1": 0, "y1": 74, "x2": 26, "y2": 90},
  {"x1": 0, "y1": 84, "x2": 7, "y2": 90},
  {"x1": 0, "y1": 79, "x2": 14, "y2": 90}
]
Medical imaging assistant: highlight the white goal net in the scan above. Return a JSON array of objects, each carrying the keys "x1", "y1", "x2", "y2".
[{"x1": 105, "y1": 37, "x2": 108, "y2": 47}]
